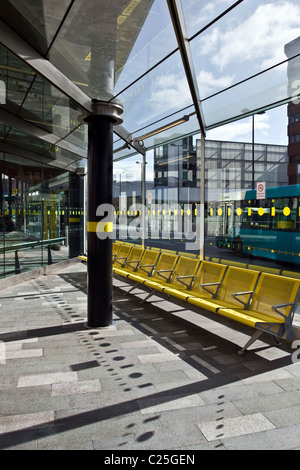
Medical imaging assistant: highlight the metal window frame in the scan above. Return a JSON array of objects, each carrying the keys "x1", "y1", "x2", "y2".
[{"x1": 166, "y1": 0, "x2": 206, "y2": 137}]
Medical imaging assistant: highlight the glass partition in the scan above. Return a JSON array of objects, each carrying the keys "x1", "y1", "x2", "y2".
[
  {"x1": 0, "y1": 152, "x2": 84, "y2": 278},
  {"x1": 114, "y1": 102, "x2": 300, "y2": 271}
]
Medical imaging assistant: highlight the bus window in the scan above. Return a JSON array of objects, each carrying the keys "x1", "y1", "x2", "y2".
[
  {"x1": 274, "y1": 197, "x2": 297, "y2": 231},
  {"x1": 241, "y1": 199, "x2": 272, "y2": 230}
]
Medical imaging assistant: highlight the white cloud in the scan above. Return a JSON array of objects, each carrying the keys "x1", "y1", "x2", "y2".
[
  {"x1": 149, "y1": 69, "x2": 235, "y2": 112},
  {"x1": 150, "y1": 74, "x2": 191, "y2": 111},
  {"x1": 207, "y1": 113, "x2": 270, "y2": 142},
  {"x1": 184, "y1": 0, "x2": 235, "y2": 37},
  {"x1": 197, "y1": 70, "x2": 235, "y2": 97},
  {"x1": 202, "y1": 2, "x2": 300, "y2": 71}
]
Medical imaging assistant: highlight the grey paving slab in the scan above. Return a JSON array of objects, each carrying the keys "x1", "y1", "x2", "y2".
[
  {"x1": 198, "y1": 413, "x2": 275, "y2": 442},
  {"x1": 221, "y1": 424, "x2": 300, "y2": 450},
  {"x1": 0, "y1": 261, "x2": 299, "y2": 450}
]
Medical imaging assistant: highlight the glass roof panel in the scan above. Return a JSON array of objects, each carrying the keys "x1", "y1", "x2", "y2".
[
  {"x1": 192, "y1": 0, "x2": 300, "y2": 101},
  {"x1": 63, "y1": 123, "x2": 88, "y2": 151},
  {"x1": 114, "y1": 0, "x2": 177, "y2": 96},
  {"x1": 42, "y1": 145, "x2": 83, "y2": 168},
  {"x1": 18, "y1": 74, "x2": 84, "y2": 141},
  {"x1": 202, "y1": 55, "x2": 300, "y2": 128},
  {"x1": 1, "y1": 0, "x2": 299, "y2": 165},
  {"x1": 118, "y1": 49, "x2": 193, "y2": 134},
  {"x1": 1, "y1": 0, "x2": 73, "y2": 56},
  {"x1": 181, "y1": 0, "x2": 241, "y2": 39},
  {"x1": 49, "y1": 0, "x2": 162, "y2": 101},
  {"x1": 137, "y1": 110, "x2": 199, "y2": 149},
  {"x1": 0, "y1": 45, "x2": 36, "y2": 114},
  {"x1": 0, "y1": 123, "x2": 7, "y2": 140}
]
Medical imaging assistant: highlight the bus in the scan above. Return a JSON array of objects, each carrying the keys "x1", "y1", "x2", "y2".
[{"x1": 215, "y1": 184, "x2": 300, "y2": 265}]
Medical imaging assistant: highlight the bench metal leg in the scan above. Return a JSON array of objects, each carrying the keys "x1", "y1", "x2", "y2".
[
  {"x1": 126, "y1": 282, "x2": 140, "y2": 295},
  {"x1": 140, "y1": 290, "x2": 154, "y2": 304},
  {"x1": 272, "y1": 335, "x2": 281, "y2": 346},
  {"x1": 238, "y1": 330, "x2": 263, "y2": 355}
]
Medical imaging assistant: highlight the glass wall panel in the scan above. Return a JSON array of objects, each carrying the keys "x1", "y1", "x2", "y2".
[
  {"x1": 202, "y1": 55, "x2": 300, "y2": 128},
  {"x1": 0, "y1": 151, "x2": 84, "y2": 278},
  {"x1": 115, "y1": 102, "x2": 299, "y2": 271},
  {"x1": 205, "y1": 103, "x2": 300, "y2": 271},
  {"x1": 114, "y1": 138, "x2": 200, "y2": 254}
]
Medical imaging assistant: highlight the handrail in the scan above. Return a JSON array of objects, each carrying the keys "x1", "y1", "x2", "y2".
[
  {"x1": 0, "y1": 237, "x2": 66, "y2": 277},
  {"x1": 0, "y1": 237, "x2": 66, "y2": 254}
]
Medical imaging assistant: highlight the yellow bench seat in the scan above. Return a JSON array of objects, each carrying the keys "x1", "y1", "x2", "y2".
[
  {"x1": 163, "y1": 260, "x2": 227, "y2": 303},
  {"x1": 143, "y1": 255, "x2": 200, "y2": 295},
  {"x1": 216, "y1": 307, "x2": 284, "y2": 329},
  {"x1": 186, "y1": 266, "x2": 260, "y2": 313},
  {"x1": 114, "y1": 249, "x2": 160, "y2": 283}
]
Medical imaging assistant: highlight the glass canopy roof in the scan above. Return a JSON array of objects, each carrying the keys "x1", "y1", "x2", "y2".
[{"x1": 0, "y1": 0, "x2": 299, "y2": 169}]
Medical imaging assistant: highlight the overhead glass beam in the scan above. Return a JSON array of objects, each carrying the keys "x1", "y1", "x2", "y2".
[{"x1": 166, "y1": 0, "x2": 206, "y2": 137}]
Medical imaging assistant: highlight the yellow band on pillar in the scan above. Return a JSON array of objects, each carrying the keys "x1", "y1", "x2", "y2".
[{"x1": 87, "y1": 221, "x2": 113, "y2": 233}]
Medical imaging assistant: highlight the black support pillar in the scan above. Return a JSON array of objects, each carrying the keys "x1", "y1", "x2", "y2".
[{"x1": 81, "y1": 101, "x2": 123, "y2": 328}]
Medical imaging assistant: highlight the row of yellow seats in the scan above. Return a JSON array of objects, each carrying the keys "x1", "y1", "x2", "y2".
[{"x1": 112, "y1": 243, "x2": 300, "y2": 354}]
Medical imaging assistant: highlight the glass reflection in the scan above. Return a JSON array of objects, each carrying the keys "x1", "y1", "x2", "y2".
[
  {"x1": 1, "y1": 0, "x2": 73, "y2": 56},
  {"x1": 0, "y1": 45, "x2": 35, "y2": 113},
  {"x1": 19, "y1": 74, "x2": 84, "y2": 141},
  {"x1": 114, "y1": 0, "x2": 177, "y2": 95},
  {"x1": 0, "y1": 151, "x2": 84, "y2": 278}
]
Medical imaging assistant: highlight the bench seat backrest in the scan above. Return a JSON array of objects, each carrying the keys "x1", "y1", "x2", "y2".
[
  {"x1": 249, "y1": 273, "x2": 300, "y2": 320},
  {"x1": 124, "y1": 247, "x2": 144, "y2": 271},
  {"x1": 190, "y1": 261, "x2": 227, "y2": 297},
  {"x1": 151, "y1": 253, "x2": 179, "y2": 281},
  {"x1": 169, "y1": 256, "x2": 200, "y2": 288},
  {"x1": 135, "y1": 249, "x2": 160, "y2": 276},
  {"x1": 113, "y1": 242, "x2": 122, "y2": 256},
  {"x1": 113, "y1": 245, "x2": 132, "y2": 264},
  {"x1": 217, "y1": 267, "x2": 260, "y2": 308}
]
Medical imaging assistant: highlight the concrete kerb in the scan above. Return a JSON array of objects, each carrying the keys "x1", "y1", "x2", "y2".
[{"x1": 0, "y1": 257, "x2": 82, "y2": 290}]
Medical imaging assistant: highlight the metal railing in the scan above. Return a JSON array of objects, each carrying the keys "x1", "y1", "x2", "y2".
[{"x1": 0, "y1": 237, "x2": 66, "y2": 277}]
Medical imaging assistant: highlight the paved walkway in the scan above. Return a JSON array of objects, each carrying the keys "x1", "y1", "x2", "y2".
[{"x1": 0, "y1": 260, "x2": 300, "y2": 450}]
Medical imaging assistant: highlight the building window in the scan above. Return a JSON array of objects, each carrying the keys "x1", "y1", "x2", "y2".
[{"x1": 289, "y1": 134, "x2": 300, "y2": 144}]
